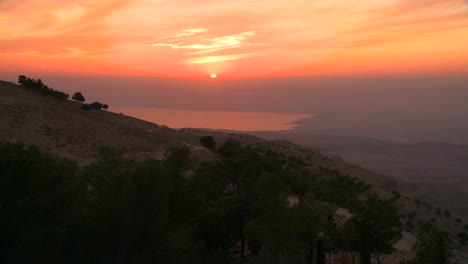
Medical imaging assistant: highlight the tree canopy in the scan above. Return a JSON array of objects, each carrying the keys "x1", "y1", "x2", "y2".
[
  {"x1": 17, "y1": 75, "x2": 69, "y2": 101},
  {"x1": 0, "y1": 140, "x2": 407, "y2": 264},
  {"x1": 72, "y1": 92, "x2": 85, "y2": 103}
]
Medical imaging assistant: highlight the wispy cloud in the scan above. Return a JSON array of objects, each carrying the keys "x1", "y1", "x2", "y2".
[
  {"x1": 174, "y1": 28, "x2": 206, "y2": 37},
  {"x1": 152, "y1": 31, "x2": 255, "y2": 51},
  {"x1": 185, "y1": 54, "x2": 254, "y2": 64}
]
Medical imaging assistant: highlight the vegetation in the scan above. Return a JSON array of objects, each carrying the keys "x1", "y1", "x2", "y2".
[
  {"x1": 457, "y1": 231, "x2": 468, "y2": 246},
  {"x1": 1, "y1": 140, "x2": 449, "y2": 264},
  {"x1": 17, "y1": 75, "x2": 108, "y2": 110},
  {"x1": 349, "y1": 195, "x2": 401, "y2": 264},
  {"x1": 81, "y1": 101, "x2": 109, "y2": 111},
  {"x1": 81, "y1": 104, "x2": 90, "y2": 110},
  {"x1": 199, "y1": 136, "x2": 216, "y2": 152},
  {"x1": 72, "y1": 92, "x2": 85, "y2": 103},
  {"x1": 18, "y1": 75, "x2": 69, "y2": 101},
  {"x1": 404, "y1": 226, "x2": 452, "y2": 264}
]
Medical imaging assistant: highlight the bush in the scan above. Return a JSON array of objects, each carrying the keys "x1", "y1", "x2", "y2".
[
  {"x1": 81, "y1": 104, "x2": 90, "y2": 110},
  {"x1": 406, "y1": 221, "x2": 415, "y2": 229},
  {"x1": 72, "y1": 92, "x2": 85, "y2": 103},
  {"x1": 457, "y1": 232, "x2": 467, "y2": 246},
  {"x1": 200, "y1": 136, "x2": 216, "y2": 152},
  {"x1": 88, "y1": 101, "x2": 108, "y2": 110},
  {"x1": 405, "y1": 227, "x2": 452, "y2": 264}
]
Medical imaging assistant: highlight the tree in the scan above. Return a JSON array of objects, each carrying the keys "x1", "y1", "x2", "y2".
[
  {"x1": 350, "y1": 195, "x2": 402, "y2": 264},
  {"x1": 0, "y1": 142, "x2": 85, "y2": 264},
  {"x1": 405, "y1": 227, "x2": 451, "y2": 264},
  {"x1": 322, "y1": 214, "x2": 339, "y2": 264},
  {"x1": 316, "y1": 239, "x2": 326, "y2": 264},
  {"x1": 18, "y1": 75, "x2": 27, "y2": 85},
  {"x1": 87, "y1": 101, "x2": 108, "y2": 110},
  {"x1": 339, "y1": 221, "x2": 360, "y2": 264},
  {"x1": 17, "y1": 75, "x2": 69, "y2": 101},
  {"x1": 89, "y1": 102, "x2": 104, "y2": 109},
  {"x1": 200, "y1": 136, "x2": 216, "y2": 152},
  {"x1": 72, "y1": 92, "x2": 85, "y2": 103}
]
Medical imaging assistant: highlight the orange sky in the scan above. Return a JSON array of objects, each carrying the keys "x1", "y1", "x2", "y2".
[{"x1": 1, "y1": 0, "x2": 468, "y2": 78}]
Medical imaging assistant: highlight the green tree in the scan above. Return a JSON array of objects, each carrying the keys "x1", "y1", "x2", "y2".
[{"x1": 72, "y1": 92, "x2": 85, "y2": 102}]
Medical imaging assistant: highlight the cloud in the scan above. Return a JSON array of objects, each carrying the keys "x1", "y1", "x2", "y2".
[
  {"x1": 1, "y1": 0, "x2": 468, "y2": 76},
  {"x1": 152, "y1": 31, "x2": 255, "y2": 51},
  {"x1": 185, "y1": 54, "x2": 253, "y2": 64},
  {"x1": 174, "y1": 28, "x2": 206, "y2": 37}
]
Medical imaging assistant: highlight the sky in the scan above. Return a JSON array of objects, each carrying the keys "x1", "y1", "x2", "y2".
[{"x1": 1, "y1": 0, "x2": 468, "y2": 78}]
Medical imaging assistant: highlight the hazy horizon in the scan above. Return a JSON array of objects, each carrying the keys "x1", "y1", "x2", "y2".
[{"x1": 2, "y1": 73, "x2": 467, "y2": 144}]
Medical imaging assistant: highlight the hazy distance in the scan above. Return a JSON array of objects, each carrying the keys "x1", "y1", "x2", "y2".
[{"x1": 2, "y1": 73, "x2": 467, "y2": 144}]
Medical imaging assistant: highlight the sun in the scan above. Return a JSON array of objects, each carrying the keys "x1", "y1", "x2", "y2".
[{"x1": 210, "y1": 73, "x2": 217, "y2": 79}]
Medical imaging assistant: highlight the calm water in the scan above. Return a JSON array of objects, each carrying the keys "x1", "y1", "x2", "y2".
[{"x1": 111, "y1": 106, "x2": 313, "y2": 131}]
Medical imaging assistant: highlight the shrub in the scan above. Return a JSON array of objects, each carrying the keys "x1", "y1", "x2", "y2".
[
  {"x1": 199, "y1": 136, "x2": 216, "y2": 152},
  {"x1": 457, "y1": 232, "x2": 468, "y2": 246},
  {"x1": 88, "y1": 101, "x2": 108, "y2": 110},
  {"x1": 81, "y1": 104, "x2": 90, "y2": 110},
  {"x1": 72, "y1": 92, "x2": 85, "y2": 103}
]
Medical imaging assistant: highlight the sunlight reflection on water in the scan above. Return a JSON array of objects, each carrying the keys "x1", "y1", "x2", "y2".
[{"x1": 111, "y1": 106, "x2": 313, "y2": 131}]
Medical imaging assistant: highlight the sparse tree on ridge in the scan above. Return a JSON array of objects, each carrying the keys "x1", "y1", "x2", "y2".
[{"x1": 72, "y1": 92, "x2": 86, "y2": 103}]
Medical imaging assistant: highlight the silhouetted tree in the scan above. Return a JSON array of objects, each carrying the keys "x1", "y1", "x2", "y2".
[
  {"x1": 87, "y1": 102, "x2": 108, "y2": 110},
  {"x1": 18, "y1": 75, "x2": 27, "y2": 85},
  {"x1": 350, "y1": 195, "x2": 401, "y2": 264},
  {"x1": 200, "y1": 136, "x2": 216, "y2": 152},
  {"x1": 17, "y1": 75, "x2": 69, "y2": 101},
  {"x1": 316, "y1": 239, "x2": 326, "y2": 264},
  {"x1": 72, "y1": 92, "x2": 85, "y2": 103}
]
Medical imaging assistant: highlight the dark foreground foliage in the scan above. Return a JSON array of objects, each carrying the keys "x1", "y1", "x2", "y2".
[{"x1": 0, "y1": 140, "x2": 425, "y2": 264}]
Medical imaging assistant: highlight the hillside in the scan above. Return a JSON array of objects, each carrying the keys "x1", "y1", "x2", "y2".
[
  {"x1": 244, "y1": 132, "x2": 468, "y2": 220},
  {"x1": 1, "y1": 79, "x2": 467, "y2": 263},
  {"x1": 0, "y1": 80, "x2": 397, "y2": 189}
]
